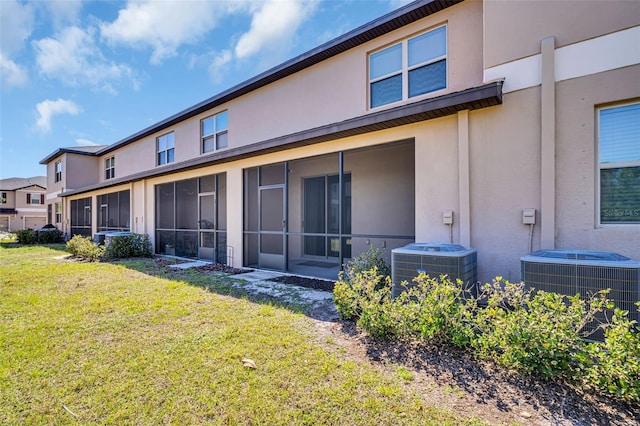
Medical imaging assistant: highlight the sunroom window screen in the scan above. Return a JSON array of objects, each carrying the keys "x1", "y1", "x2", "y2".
[{"x1": 599, "y1": 103, "x2": 640, "y2": 223}]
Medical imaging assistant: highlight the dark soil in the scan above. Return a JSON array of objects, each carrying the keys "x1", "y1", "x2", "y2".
[
  {"x1": 194, "y1": 262, "x2": 252, "y2": 275},
  {"x1": 270, "y1": 275, "x2": 335, "y2": 292}
]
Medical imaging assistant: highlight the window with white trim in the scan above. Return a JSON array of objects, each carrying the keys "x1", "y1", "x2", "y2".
[
  {"x1": 202, "y1": 111, "x2": 228, "y2": 153},
  {"x1": 0, "y1": 192, "x2": 6, "y2": 204},
  {"x1": 55, "y1": 202, "x2": 62, "y2": 223},
  {"x1": 369, "y1": 25, "x2": 447, "y2": 109},
  {"x1": 598, "y1": 102, "x2": 640, "y2": 224},
  {"x1": 28, "y1": 193, "x2": 43, "y2": 205},
  {"x1": 157, "y1": 132, "x2": 175, "y2": 166},
  {"x1": 55, "y1": 161, "x2": 62, "y2": 182},
  {"x1": 105, "y1": 156, "x2": 115, "y2": 180}
]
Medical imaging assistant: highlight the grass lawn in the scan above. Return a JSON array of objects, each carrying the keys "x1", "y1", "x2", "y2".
[{"x1": 0, "y1": 244, "x2": 486, "y2": 425}]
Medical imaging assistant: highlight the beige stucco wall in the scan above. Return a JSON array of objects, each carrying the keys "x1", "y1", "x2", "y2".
[
  {"x1": 483, "y1": 0, "x2": 640, "y2": 68},
  {"x1": 555, "y1": 65, "x2": 640, "y2": 258}
]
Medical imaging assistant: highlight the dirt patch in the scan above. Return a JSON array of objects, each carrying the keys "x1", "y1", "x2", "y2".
[
  {"x1": 194, "y1": 262, "x2": 253, "y2": 275},
  {"x1": 312, "y1": 319, "x2": 640, "y2": 425},
  {"x1": 270, "y1": 275, "x2": 335, "y2": 292}
]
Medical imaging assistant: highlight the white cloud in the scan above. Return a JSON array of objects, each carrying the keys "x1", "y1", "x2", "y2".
[
  {"x1": 43, "y1": 0, "x2": 83, "y2": 29},
  {"x1": 235, "y1": 0, "x2": 317, "y2": 60},
  {"x1": 100, "y1": 0, "x2": 239, "y2": 65},
  {"x1": 208, "y1": 49, "x2": 233, "y2": 83},
  {"x1": 35, "y1": 99, "x2": 81, "y2": 132},
  {"x1": 0, "y1": 0, "x2": 34, "y2": 88},
  {"x1": 32, "y1": 26, "x2": 135, "y2": 91},
  {"x1": 0, "y1": 53, "x2": 28, "y2": 87},
  {"x1": 75, "y1": 138, "x2": 98, "y2": 146}
]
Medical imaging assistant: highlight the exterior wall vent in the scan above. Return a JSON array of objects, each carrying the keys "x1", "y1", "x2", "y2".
[
  {"x1": 521, "y1": 249, "x2": 640, "y2": 339},
  {"x1": 391, "y1": 243, "x2": 477, "y2": 298}
]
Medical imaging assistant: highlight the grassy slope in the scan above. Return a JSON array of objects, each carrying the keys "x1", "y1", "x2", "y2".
[{"x1": 0, "y1": 244, "x2": 485, "y2": 425}]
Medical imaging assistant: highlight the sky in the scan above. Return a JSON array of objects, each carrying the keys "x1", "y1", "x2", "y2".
[{"x1": 0, "y1": 0, "x2": 411, "y2": 179}]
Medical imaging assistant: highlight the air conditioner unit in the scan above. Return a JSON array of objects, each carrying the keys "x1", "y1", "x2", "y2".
[
  {"x1": 521, "y1": 249, "x2": 640, "y2": 340},
  {"x1": 391, "y1": 243, "x2": 477, "y2": 298}
]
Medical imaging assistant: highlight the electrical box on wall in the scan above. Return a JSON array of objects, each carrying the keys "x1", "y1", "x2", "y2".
[
  {"x1": 443, "y1": 210, "x2": 453, "y2": 225},
  {"x1": 522, "y1": 209, "x2": 536, "y2": 225}
]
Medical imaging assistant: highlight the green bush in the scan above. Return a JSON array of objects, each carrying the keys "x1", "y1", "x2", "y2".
[
  {"x1": 66, "y1": 235, "x2": 105, "y2": 261},
  {"x1": 395, "y1": 274, "x2": 476, "y2": 347},
  {"x1": 470, "y1": 278, "x2": 608, "y2": 379},
  {"x1": 35, "y1": 228, "x2": 64, "y2": 243},
  {"x1": 104, "y1": 234, "x2": 152, "y2": 259},
  {"x1": 585, "y1": 303, "x2": 640, "y2": 402},
  {"x1": 15, "y1": 228, "x2": 64, "y2": 244},
  {"x1": 15, "y1": 229, "x2": 36, "y2": 244},
  {"x1": 334, "y1": 247, "x2": 392, "y2": 321}
]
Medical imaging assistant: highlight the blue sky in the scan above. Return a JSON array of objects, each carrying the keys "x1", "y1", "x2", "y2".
[{"x1": 0, "y1": 0, "x2": 409, "y2": 179}]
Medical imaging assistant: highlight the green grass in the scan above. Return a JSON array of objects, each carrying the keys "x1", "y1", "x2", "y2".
[{"x1": 0, "y1": 244, "x2": 486, "y2": 425}]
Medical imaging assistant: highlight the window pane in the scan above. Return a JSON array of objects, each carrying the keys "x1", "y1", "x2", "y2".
[
  {"x1": 176, "y1": 179, "x2": 198, "y2": 229},
  {"x1": 215, "y1": 111, "x2": 228, "y2": 131},
  {"x1": 158, "y1": 151, "x2": 166, "y2": 165},
  {"x1": 370, "y1": 74, "x2": 402, "y2": 108},
  {"x1": 600, "y1": 103, "x2": 640, "y2": 164},
  {"x1": 158, "y1": 136, "x2": 167, "y2": 151},
  {"x1": 167, "y1": 148, "x2": 174, "y2": 163},
  {"x1": 370, "y1": 43, "x2": 402, "y2": 80},
  {"x1": 409, "y1": 59, "x2": 446, "y2": 97},
  {"x1": 202, "y1": 117, "x2": 214, "y2": 136},
  {"x1": 600, "y1": 166, "x2": 640, "y2": 223},
  {"x1": 166, "y1": 133, "x2": 175, "y2": 148},
  {"x1": 216, "y1": 131, "x2": 228, "y2": 149},
  {"x1": 408, "y1": 26, "x2": 446, "y2": 66},
  {"x1": 203, "y1": 136, "x2": 215, "y2": 153},
  {"x1": 260, "y1": 163, "x2": 286, "y2": 186},
  {"x1": 200, "y1": 174, "x2": 216, "y2": 193},
  {"x1": 156, "y1": 183, "x2": 175, "y2": 229}
]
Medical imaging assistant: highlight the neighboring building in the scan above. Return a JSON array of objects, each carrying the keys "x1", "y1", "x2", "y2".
[
  {"x1": 39, "y1": 145, "x2": 107, "y2": 236},
  {"x1": 40, "y1": 0, "x2": 640, "y2": 283},
  {"x1": 0, "y1": 176, "x2": 47, "y2": 231}
]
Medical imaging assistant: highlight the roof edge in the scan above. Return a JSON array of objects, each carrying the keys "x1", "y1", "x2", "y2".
[{"x1": 39, "y1": 146, "x2": 109, "y2": 165}]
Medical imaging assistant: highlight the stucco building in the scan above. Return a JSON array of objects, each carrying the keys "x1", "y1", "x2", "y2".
[
  {"x1": 40, "y1": 0, "x2": 640, "y2": 283},
  {"x1": 0, "y1": 177, "x2": 47, "y2": 231}
]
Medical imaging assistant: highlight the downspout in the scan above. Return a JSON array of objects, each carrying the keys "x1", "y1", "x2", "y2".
[{"x1": 540, "y1": 37, "x2": 556, "y2": 249}]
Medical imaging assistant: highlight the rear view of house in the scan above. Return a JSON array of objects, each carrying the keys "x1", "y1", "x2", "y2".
[{"x1": 40, "y1": 0, "x2": 639, "y2": 283}]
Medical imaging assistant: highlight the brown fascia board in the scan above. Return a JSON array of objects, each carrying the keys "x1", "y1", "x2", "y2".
[
  {"x1": 60, "y1": 81, "x2": 502, "y2": 198},
  {"x1": 95, "y1": 0, "x2": 464, "y2": 157},
  {"x1": 39, "y1": 146, "x2": 108, "y2": 165}
]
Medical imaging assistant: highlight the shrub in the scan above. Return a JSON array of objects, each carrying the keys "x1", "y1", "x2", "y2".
[
  {"x1": 15, "y1": 229, "x2": 36, "y2": 244},
  {"x1": 471, "y1": 278, "x2": 608, "y2": 379},
  {"x1": 104, "y1": 234, "x2": 152, "y2": 259},
  {"x1": 394, "y1": 274, "x2": 477, "y2": 347},
  {"x1": 585, "y1": 303, "x2": 640, "y2": 403},
  {"x1": 66, "y1": 235, "x2": 104, "y2": 261},
  {"x1": 334, "y1": 247, "x2": 391, "y2": 321},
  {"x1": 35, "y1": 228, "x2": 64, "y2": 243}
]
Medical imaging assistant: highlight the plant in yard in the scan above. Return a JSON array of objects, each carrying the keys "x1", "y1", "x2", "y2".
[
  {"x1": 471, "y1": 278, "x2": 608, "y2": 379},
  {"x1": 585, "y1": 302, "x2": 640, "y2": 403},
  {"x1": 394, "y1": 274, "x2": 477, "y2": 347},
  {"x1": 15, "y1": 229, "x2": 36, "y2": 244},
  {"x1": 66, "y1": 234, "x2": 105, "y2": 261},
  {"x1": 103, "y1": 233, "x2": 152, "y2": 259}
]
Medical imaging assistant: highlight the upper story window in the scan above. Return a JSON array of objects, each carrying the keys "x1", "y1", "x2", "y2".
[
  {"x1": 157, "y1": 132, "x2": 175, "y2": 166},
  {"x1": 105, "y1": 156, "x2": 115, "y2": 180},
  {"x1": 55, "y1": 161, "x2": 62, "y2": 182},
  {"x1": 598, "y1": 102, "x2": 640, "y2": 224},
  {"x1": 369, "y1": 25, "x2": 447, "y2": 109},
  {"x1": 202, "y1": 111, "x2": 228, "y2": 153},
  {"x1": 28, "y1": 193, "x2": 44, "y2": 205},
  {"x1": 0, "y1": 192, "x2": 6, "y2": 204}
]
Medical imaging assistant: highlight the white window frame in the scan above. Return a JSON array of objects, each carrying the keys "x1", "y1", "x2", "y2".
[
  {"x1": 105, "y1": 156, "x2": 115, "y2": 180},
  {"x1": 368, "y1": 25, "x2": 447, "y2": 109},
  {"x1": 55, "y1": 202, "x2": 62, "y2": 223},
  {"x1": 596, "y1": 101, "x2": 640, "y2": 226},
  {"x1": 157, "y1": 132, "x2": 175, "y2": 166},
  {"x1": 55, "y1": 161, "x2": 62, "y2": 183},
  {"x1": 29, "y1": 193, "x2": 42, "y2": 205},
  {"x1": 202, "y1": 111, "x2": 228, "y2": 153}
]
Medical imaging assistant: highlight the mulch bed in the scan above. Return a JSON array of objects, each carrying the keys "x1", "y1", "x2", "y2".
[
  {"x1": 270, "y1": 275, "x2": 335, "y2": 292},
  {"x1": 194, "y1": 263, "x2": 253, "y2": 275}
]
